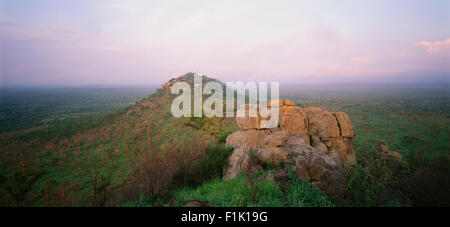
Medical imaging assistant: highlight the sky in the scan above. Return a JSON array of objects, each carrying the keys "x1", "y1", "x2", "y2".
[{"x1": 0, "y1": 0, "x2": 449, "y2": 86}]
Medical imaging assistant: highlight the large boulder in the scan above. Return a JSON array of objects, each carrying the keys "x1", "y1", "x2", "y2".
[
  {"x1": 268, "y1": 99, "x2": 284, "y2": 107},
  {"x1": 236, "y1": 104, "x2": 261, "y2": 129},
  {"x1": 329, "y1": 137, "x2": 356, "y2": 165},
  {"x1": 226, "y1": 129, "x2": 269, "y2": 150},
  {"x1": 284, "y1": 99, "x2": 295, "y2": 106},
  {"x1": 295, "y1": 149, "x2": 347, "y2": 198},
  {"x1": 260, "y1": 130, "x2": 289, "y2": 148},
  {"x1": 257, "y1": 147, "x2": 288, "y2": 166},
  {"x1": 303, "y1": 107, "x2": 340, "y2": 139},
  {"x1": 280, "y1": 106, "x2": 308, "y2": 137},
  {"x1": 284, "y1": 135, "x2": 313, "y2": 155}
]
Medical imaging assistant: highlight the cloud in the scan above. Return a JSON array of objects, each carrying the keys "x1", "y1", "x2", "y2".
[{"x1": 415, "y1": 38, "x2": 450, "y2": 53}]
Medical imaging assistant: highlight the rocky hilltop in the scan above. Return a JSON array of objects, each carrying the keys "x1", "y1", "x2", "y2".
[{"x1": 224, "y1": 99, "x2": 357, "y2": 197}]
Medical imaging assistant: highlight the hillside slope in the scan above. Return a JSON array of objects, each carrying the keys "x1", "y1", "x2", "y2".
[{"x1": 0, "y1": 73, "x2": 237, "y2": 206}]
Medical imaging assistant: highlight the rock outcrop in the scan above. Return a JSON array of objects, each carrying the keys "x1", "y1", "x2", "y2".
[
  {"x1": 224, "y1": 99, "x2": 356, "y2": 197},
  {"x1": 161, "y1": 77, "x2": 180, "y2": 90},
  {"x1": 374, "y1": 140, "x2": 402, "y2": 160}
]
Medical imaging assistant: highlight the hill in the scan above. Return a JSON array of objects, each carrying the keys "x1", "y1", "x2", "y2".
[
  {"x1": 0, "y1": 73, "x2": 448, "y2": 207},
  {"x1": 0, "y1": 73, "x2": 236, "y2": 206}
]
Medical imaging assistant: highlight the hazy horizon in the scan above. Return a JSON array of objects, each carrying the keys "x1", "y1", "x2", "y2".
[{"x1": 1, "y1": 0, "x2": 449, "y2": 86}]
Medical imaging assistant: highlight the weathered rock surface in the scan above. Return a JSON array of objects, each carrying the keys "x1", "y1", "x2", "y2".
[
  {"x1": 303, "y1": 107, "x2": 340, "y2": 139},
  {"x1": 260, "y1": 130, "x2": 289, "y2": 148},
  {"x1": 375, "y1": 140, "x2": 402, "y2": 160},
  {"x1": 223, "y1": 148, "x2": 252, "y2": 179},
  {"x1": 224, "y1": 100, "x2": 358, "y2": 197},
  {"x1": 268, "y1": 99, "x2": 284, "y2": 107},
  {"x1": 236, "y1": 104, "x2": 261, "y2": 130},
  {"x1": 295, "y1": 149, "x2": 347, "y2": 197},
  {"x1": 226, "y1": 129, "x2": 269, "y2": 151},
  {"x1": 280, "y1": 106, "x2": 308, "y2": 137},
  {"x1": 333, "y1": 112, "x2": 355, "y2": 137},
  {"x1": 284, "y1": 99, "x2": 295, "y2": 106},
  {"x1": 257, "y1": 147, "x2": 288, "y2": 165}
]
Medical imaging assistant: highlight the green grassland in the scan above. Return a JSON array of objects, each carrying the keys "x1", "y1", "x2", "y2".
[
  {"x1": 0, "y1": 75, "x2": 448, "y2": 207},
  {"x1": 281, "y1": 84, "x2": 449, "y2": 161},
  {"x1": 0, "y1": 86, "x2": 158, "y2": 133}
]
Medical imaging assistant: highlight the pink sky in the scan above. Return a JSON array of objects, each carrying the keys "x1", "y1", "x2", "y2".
[{"x1": 0, "y1": 0, "x2": 449, "y2": 85}]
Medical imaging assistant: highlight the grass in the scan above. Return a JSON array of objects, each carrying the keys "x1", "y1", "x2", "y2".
[
  {"x1": 174, "y1": 174, "x2": 284, "y2": 207},
  {"x1": 172, "y1": 170, "x2": 335, "y2": 207}
]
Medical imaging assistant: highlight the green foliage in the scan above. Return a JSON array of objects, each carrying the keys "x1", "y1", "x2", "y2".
[
  {"x1": 174, "y1": 174, "x2": 285, "y2": 207},
  {"x1": 14, "y1": 106, "x2": 132, "y2": 141},
  {"x1": 286, "y1": 179, "x2": 335, "y2": 207},
  {"x1": 284, "y1": 169, "x2": 335, "y2": 207},
  {"x1": 0, "y1": 86, "x2": 157, "y2": 133},
  {"x1": 346, "y1": 162, "x2": 394, "y2": 207},
  {"x1": 217, "y1": 128, "x2": 234, "y2": 144},
  {"x1": 395, "y1": 152, "x2": 450, "y2": 207},
  {"x1": 261, "y1": 162, "x2": 275, "y2": 170},
  {"x1": 249, "y1": 151, "x2": 275, "y2": 170},
  {"x1": 0, "y1": 161, "x2": 45, "y2": 206},
  {"x1": 184, "y1": 115, "x2": 235, "y2": 144},
  {"x1": 174, "y1": 170, "x2": 335, "y2": 207},
  {"x1": 174, "y1": 144, "x2": 233, "y2": 187}
]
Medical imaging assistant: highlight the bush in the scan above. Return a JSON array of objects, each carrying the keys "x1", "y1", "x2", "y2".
[
  {"x1": 346, "y1": 162, "x2": 395, "y2": 207},
  {"x1": 286, "y1": 170, "x2": 335, "y2": 207},
  {"x1": 394, "y1": 152, "x2": 450, "y2": 207},
  {"x1": 217, "y1": 128, "x2": 234, "y2": 144},
  {"x1": 173, "y1": 144, "x2": 233, "y2": 187}
]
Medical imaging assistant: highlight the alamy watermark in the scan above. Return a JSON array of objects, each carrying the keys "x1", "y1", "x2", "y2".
[{"x1": 170, "y1": 73, "x2": 280, "y2": 128}]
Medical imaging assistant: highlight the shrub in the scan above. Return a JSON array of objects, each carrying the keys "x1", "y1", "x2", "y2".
[
  {"x1": 173, "y1": 144, "x2": 233, "y2": 187},
  {"x1": 0, "y1": 161, "x2": 45, "y2": 206},
  {"x1": 394, "y1": 152, "x2": 450, "y2": 207},
  {"x1": 346, "y1": 161, "x2": 394, "y2": 207},
  {"x1": 217, "y1": 128, "x2": 234, "y2": 144},
  {"x1": 286, "y1": 170, "x2": 335, "y2": 207}
]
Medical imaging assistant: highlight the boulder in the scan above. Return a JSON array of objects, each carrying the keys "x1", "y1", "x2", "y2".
[
  {"x1": 226, "y1": 129, "x2": 269, "y2": 150},
  {"x1": 280, "y1": 106, "x2": 308, "y2": 136},
  {"x1": 328, "y1": 137, "x2": 356, "y2": 165},
  {"x1": 236, "y1": 104, "x2": 261, "y2": 129},
  {"x1": 268, "y1": 99, "x2": 284, "y2": 107},
  {"x1": 260, "y1": 130, "x2": 289, "y2": 148},
  {"x1": 257, "y1": 147, "x2": 288, "y2": 165},
  {"x1": 304, "y1": 107, "x2": 340, "y2": 139},
  {"x1": 295, "y1": 149, "x2": 347, "y2": 198},
  {"x1": 284, "y1": 99, "x2": 295, "y2": 106},
  {"x1": 375, "y1": 140, "x2": 402, "y2": 160},
  {"x1": 284, "y1": 135, "x2": 312, "y2": 155},
  {"x1": 333, "y1": 112, "x2": 355, "y2": 137}
]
